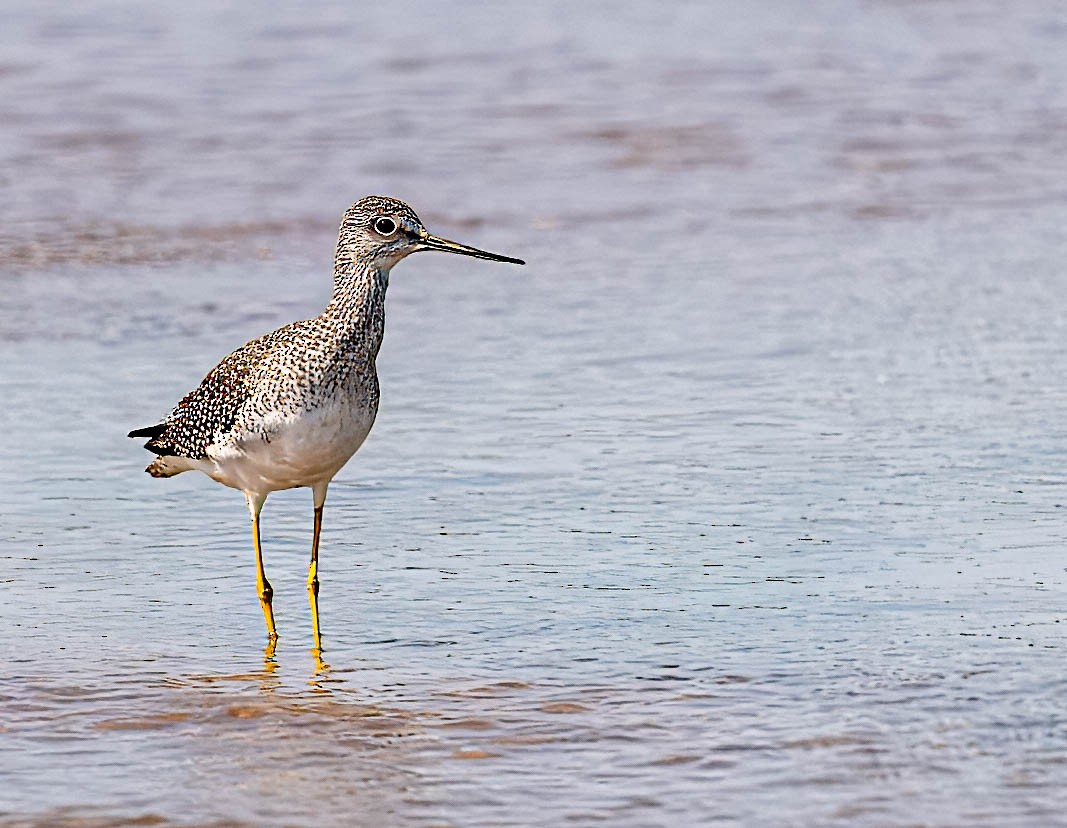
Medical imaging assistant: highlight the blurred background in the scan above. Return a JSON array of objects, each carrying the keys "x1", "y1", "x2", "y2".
[{"x1": 3, "y1": 1, "x2": 1067, "y2": 826}]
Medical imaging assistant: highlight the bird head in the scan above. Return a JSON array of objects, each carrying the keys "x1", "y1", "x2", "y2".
[{"x1": 335, "y1": 195, "x2": 524, "y2": 271}]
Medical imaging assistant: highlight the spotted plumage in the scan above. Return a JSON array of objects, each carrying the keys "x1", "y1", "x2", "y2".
[{"x1": 129, "y1": 195, "x2": 524, "y2": 652}]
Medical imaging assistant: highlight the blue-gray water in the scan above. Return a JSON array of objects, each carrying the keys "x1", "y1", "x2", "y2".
[{"x1": 3, "y1": 2, "x2": 1067, "y2": 825}]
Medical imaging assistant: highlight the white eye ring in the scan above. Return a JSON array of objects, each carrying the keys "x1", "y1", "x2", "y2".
[{"x1": 374, "y1": 216, "x2": 398, "y2": 236}]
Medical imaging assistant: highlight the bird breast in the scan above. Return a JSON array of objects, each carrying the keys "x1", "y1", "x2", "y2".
[{"x1": 207, "y1": 388, "x2": 379, "y2": 494}]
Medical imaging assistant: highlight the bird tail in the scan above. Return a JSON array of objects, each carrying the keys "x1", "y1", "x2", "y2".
[
  {"x1": 146, "y1": 455, "x2": 191, "y2": 478},
  {"x1": 130, "y1": 423, "x2": 194, "y2": 477},
  {"x1": 129, "y1": 424, "x2": 166, "y2": 439}
]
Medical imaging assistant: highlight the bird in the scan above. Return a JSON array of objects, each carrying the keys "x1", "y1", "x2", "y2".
[{"x1": 129, "y1": 195, "x2": 524, "y2": 654}]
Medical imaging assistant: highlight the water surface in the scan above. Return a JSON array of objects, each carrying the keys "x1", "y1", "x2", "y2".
[{"x1": 3, "y1": 2, "x2": 1067, "y2": 825}]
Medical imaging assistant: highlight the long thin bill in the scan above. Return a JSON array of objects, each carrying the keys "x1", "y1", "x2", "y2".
[{"x1": 419, "y1": 233, "x2": 525, "y2": 265}]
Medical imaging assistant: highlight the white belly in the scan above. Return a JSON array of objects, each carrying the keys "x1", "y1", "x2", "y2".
[{"x1": 200, "y1": 399, "x2": 377, "y2": 495}]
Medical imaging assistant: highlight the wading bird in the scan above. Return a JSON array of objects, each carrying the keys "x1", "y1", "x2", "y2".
[{"x1": 129, "y1": 196, "x2": 524, "y2": 653}]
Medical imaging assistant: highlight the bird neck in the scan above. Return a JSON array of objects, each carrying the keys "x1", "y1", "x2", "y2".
[{"x1": 323, "y1": 261, "x2": 390, "y2": 352}]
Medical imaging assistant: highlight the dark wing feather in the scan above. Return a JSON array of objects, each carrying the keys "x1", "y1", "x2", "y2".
[
  {"x1": 128, "y1": 424, "x2": 165, "y2": 439},
  {"x1": 135, "y1": 323, "x2": 301, "y2": 459}
]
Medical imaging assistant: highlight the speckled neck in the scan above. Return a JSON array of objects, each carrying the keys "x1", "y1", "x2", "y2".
[{"x1": 323, "y1": 259, "x2": 390, "y2": 358}]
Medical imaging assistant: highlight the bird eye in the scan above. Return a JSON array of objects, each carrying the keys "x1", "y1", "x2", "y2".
[{"x1": 373, "y1": 217, "x2": 398, "y2": 236}]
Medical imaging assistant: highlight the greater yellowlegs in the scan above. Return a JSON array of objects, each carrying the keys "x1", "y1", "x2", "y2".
[{"x1": 129, "y1": 196, "x2": 524, "y2": 652}]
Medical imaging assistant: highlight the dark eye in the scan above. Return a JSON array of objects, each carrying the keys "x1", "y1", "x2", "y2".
[{"x1": 373, "y1": 216, "x2": 398, "y2": 236}]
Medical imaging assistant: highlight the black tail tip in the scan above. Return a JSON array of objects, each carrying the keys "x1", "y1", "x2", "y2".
[{"x1": 128, "y1": 424, "x2": 165, "y2": 439}]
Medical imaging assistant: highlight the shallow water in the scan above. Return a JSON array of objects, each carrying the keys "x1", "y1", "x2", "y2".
[{"x1": 3, "y1": 2, "x2": 1067, "y2": 825}]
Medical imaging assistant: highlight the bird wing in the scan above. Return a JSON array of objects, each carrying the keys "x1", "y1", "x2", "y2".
[{"x1": 135, "y1": 322, "x2": 303, "y2": 459}]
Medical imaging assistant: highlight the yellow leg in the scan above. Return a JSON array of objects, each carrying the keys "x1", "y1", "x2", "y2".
[
  {"x1": 246, "y1": 492, "x2": 277, "y2": 643},
  {"x1": 308, "y1": 504, "x2": 323, "y2": 652},
  {"x1": 308, "y1": 483, "x2": 329, "y2": 653}
]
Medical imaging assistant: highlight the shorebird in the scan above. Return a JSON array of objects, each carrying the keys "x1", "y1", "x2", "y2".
[{"x1": 129, "y1": 196, "x2": 524, "y2": 653}]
